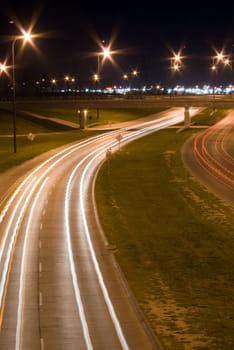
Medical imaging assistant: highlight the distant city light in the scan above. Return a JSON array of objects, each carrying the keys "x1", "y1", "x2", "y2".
[{"x1": 43, "y1": 83, "x2": 234, "y2": 96}]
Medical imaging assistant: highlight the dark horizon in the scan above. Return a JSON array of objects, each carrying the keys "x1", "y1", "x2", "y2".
[{"x1": 1, "y1": 0, "x2": 234, "y2": 87}]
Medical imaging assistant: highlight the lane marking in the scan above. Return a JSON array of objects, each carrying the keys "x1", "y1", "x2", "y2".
[
  {"x1": 15, "y1": 177, "x2": 48, "y2": 350},
  {"x1": 80, "y1": 153, "x2": 129, "y2": 350},
  {"x1": 64, "y1": 111, "x2": 193, "y2": 349},
  {"x1": 40, "y1": 338, "x2": 44, "y2": 350},
  {"x1": 65, "y1": 165, "x2": 94, "y2": 350},
  {"x1": 0, "y1": 109, "x2": 198, "y2": 347},
  {"x1": 0, "y1": 177, "x2": 39, "y2": 329},
  {"x1": 39, "y1": 292, "x2": 43, "y2": 307}
]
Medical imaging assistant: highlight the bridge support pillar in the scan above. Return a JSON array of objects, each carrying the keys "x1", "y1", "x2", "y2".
[
  {"x1": 184, "y1": 105, "x2": 190, "y2": 127},
  {"x1": 78, "y1": 108, "x2": 88, "y2": 129}
]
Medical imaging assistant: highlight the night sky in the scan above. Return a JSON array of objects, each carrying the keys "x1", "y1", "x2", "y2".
[{"x1": 1, "y1": 0, "x2": 234, "y2": 87}]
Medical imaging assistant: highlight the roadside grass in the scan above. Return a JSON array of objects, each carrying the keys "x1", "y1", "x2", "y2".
[
  {"x1": 0, "y1": 106, "x2": 166, "y2": 173},
  {"x1": 0, "y1": 109, "x2": 59, "y2": 135},
  {"x1": 1, "y1": 105, "x2": 233, "y2": 349},
  {"x1": 19, "y1": 106, "x2": 166, "y2": 125},
  {"x1": 191, "y1": 108, "x2": 229, "y2": 125},
  {"x1": 95, "y1": 121, "x2": 234, "y2": 349},
  {"x1": 176, "y1": 108, "x2": 228, "y2": 126},
  {"x1": 0, "y1": 130, "x2": 102, "y2": 173}
]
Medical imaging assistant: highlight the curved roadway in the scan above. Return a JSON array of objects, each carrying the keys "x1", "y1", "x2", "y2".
[
  {"x1": 182, "y1": 111, "x2": 234, "y2": 206},
  {"x1": 0, "y1": 107, "x2": 201, "y2": 350}
]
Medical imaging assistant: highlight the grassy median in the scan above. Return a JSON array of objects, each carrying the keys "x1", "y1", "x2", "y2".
[
  {"x1": 1, "y1": 106, "x2": 233, "y2": 348},
  {"x1": 0, "y1": 130, "x2": 103, "y2": 173},
  {"x1": 14, "y1": 106, "x2": 166, "y2": 126},
  {"x1": 0, "y1": 107, "x2": 166, "y2": 173},
  {"x1": 95, "y1": 120, "x2": 234, "y2": 349}
]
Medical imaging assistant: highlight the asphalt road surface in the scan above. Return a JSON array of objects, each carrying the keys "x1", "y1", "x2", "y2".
[
  {"x1": 182, "y1": 111, "x2": 234, "y2": 207},
  {"x1": 0, "y1": 107, "x2": 201, "y2": 350}
]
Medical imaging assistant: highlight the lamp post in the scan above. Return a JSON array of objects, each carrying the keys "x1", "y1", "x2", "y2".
[
  {"x1": 96, "y1": 46, "x2": 111, "y2": 82},
  {"x1": 11, "y1": 30, "x2": 32, "y2": 153},
  {"x1": 211, "y1": 63, "x2": 217, "y2": 103},
  {"x1": 95, "y1": 45, "x2": 111, "y2": 120},
  {"x1": 171, "y1": 52, "x2": 182, "y2": 72},
  {"x1": 97, "y1": 54, "x2": 100, "y2": 80}
]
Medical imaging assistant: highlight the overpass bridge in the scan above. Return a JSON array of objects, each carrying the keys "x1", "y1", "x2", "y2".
[{"x1": 1, "y1": 94, "x2": 234, "y2": 110}]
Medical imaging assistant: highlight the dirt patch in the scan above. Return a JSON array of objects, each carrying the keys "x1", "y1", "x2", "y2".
[
  {"x1": 163, "y1": 150, "x2": 176, "y2": 168},
  {"x1": 146, "y1": 274, "x2": 214, "y2": 349},
  {"x1": 182, "y1": 186, "x2": 228, "y2": 222}
]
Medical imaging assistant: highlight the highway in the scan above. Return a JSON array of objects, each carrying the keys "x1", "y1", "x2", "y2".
[
  {"x1": 182, "y1": 110, "x2": 234, "y2": 206},
  {"x1": 0, "y1": 107, "x2": 201, "y2": 350}
]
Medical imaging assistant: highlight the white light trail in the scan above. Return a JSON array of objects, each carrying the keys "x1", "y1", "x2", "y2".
[
  {"x1": 0, "y1": 132, "x2": 118, "y2": 224},
  {"x1": 0, "y1": 134, "x2": 119, "y2": 309},
  {"x1": 0, "y1": 176, "x2": 38, "y2": 313},
  {"x1": 0, "y1": 132, "x2": 120, "y2": 334},
  {"x1": 65, "y1": 163, "x2": 93, "y2": 350},
  {"x1": 79, "y1": 159, "x2": 130, "y2": 350},
  {"x1": 74, "y1": 109, "x2": 200, "y2": 349},
  {"x1": 15, "y1": 177, "x2": 48, "y2": 350},
  {"x1": 0, "y1": 107, "x2": 201, "y2": 346}
]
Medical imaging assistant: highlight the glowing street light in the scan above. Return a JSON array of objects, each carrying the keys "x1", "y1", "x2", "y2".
[
  {"x1": 213, "y1": 49, "x2": 231, "y2": 68},
  {"x1": 224, "y1": 58, "x2": 230, "y2": 66},
  {"x1": 210, "y1": 48, "x2": 232, "y2": 94},
  {"x1": 12, "y1": 29, "x2": 33, "y2": 153},
  {"x1": 171, "y1": 52, "x2": 182, "y2": 71},
  {"x1": 93, "y1": 73, "x2": 99, "y2": 82},
  {"x1": 216, "y1": 52, "x2": 224, "y2": 62},
  {"x1": 173, "y1": 63, "x2": 180, "y2": 71},
  {"x1": 103, "y1": 47, "x2": 111, "y2": 59},
  {"x1": 0, "y1": 63, "x2": 7, "y2": 73},
  {"x1": 96, "y1": 44, "x2": 112, "y2": 80},
  {"x1": 174, "y1": 54, "x2": 181, "y2": 62}
]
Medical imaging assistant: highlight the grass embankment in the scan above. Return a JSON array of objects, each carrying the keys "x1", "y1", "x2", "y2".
[
  {"x1": 0, "y1": 107, "x2": 165, "y2": 173},
  {"x1": 0, "y1": 131, "x2": 102, "y2": 173},
  {"x1": 19, "y1": 106, "x2": 166, "y2": 126},
  {"x1": 0, "y1": 108, "x2": 102, "y2": 173},
  {"x1": 95, "y1": 108, "x2": 234, "y2": 349}
]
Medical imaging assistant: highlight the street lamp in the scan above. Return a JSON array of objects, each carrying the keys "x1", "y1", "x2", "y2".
[
  {"x1": 96, "y1": 45, "x2": 111, "y2": 81},
  {"x1": 95, "y1": 45, "x2": 112, "y2": 120},
  {"x1": 93, "y1": 73, "x2": 99, "y2": 82},
  {"x1": 12, "y1": 30, "x2": 32, "y2": 153},
  {"x1": 171, "y1": 52, "x2": 182, "y2": 72}
]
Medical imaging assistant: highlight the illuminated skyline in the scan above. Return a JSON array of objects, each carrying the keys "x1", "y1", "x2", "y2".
[{"x1": 0, "y1": 0, "x2": 234, "y2": 86}]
